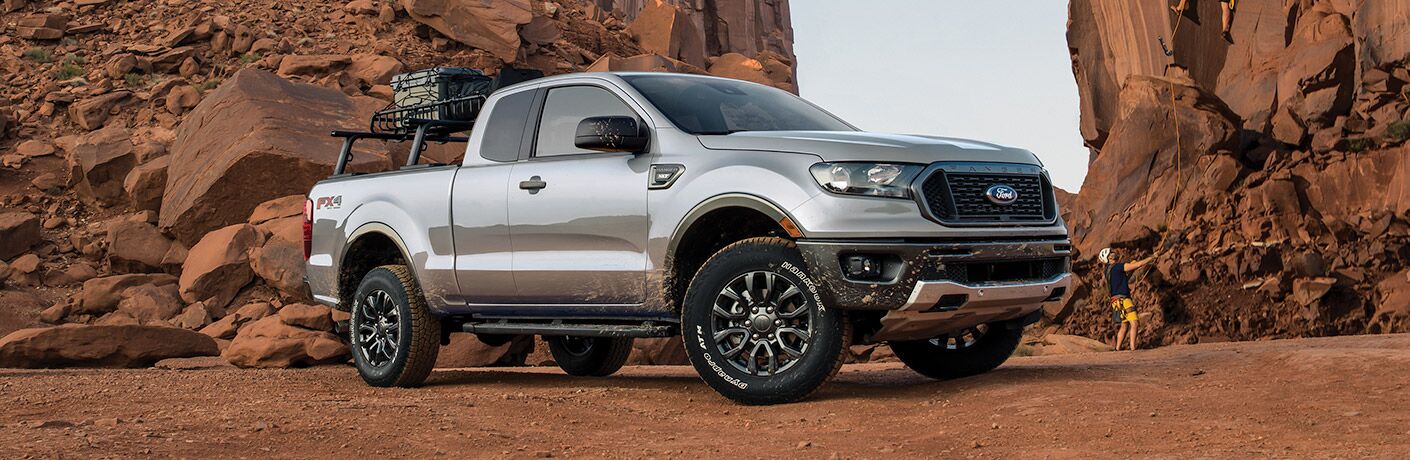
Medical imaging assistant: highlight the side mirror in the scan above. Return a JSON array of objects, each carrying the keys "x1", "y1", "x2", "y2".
[{"x1": 574, "y1": 116, "x2": 649, "y2": 153}]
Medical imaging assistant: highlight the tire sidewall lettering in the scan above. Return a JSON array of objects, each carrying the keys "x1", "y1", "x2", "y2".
[
  {"x1": 779, "y1": 261, "x2": 825, "y2": 313},
  {"x1": 695, "y1": 325, "x2": 748, "y2": 389}
]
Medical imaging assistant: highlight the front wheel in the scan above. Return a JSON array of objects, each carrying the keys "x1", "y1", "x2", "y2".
[
  {"x1": 546, "y1": 336, "x2": 634, "y2": 376},
  {"x1": 681, "y1": 237, "x2": 849, "y2": 405},
  {"x1": 349, "y1": 265, "x2": 441, "y2": 387},
  {"x1": 889, "y1": 323, "x2": 1021, "y2": 380}
]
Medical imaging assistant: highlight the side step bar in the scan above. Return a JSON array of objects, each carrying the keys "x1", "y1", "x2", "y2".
[{"x1": 461, "y1": 320, "x2": 675, "y2": 338}]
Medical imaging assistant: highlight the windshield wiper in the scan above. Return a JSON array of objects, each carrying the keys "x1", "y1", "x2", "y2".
[{"x1": 695, "y1": 129, "x2": 750, "y2": 135}]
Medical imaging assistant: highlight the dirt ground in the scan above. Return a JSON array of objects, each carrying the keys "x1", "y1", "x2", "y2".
[{"x1": 3, "y1": 334, "x2": 1408, "y2": 459}]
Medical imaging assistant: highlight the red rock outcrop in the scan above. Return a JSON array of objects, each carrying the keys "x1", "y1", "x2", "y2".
[
  {"x1": 1062, "y1": 0, "x2": 1410, "y2": 344},
  {"x1": 159, "y1": 69, "x2": 391, "y2": 245}
]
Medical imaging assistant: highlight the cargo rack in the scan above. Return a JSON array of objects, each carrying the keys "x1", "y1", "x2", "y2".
[
  {"x1": 330, "y1": 118, "x2": 472, "y2": 175},
  {"x1": 330, "y1": 65, "x2": 542, "y2": 176}
]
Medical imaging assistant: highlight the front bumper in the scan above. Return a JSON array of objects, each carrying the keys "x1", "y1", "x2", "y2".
[{"x1": 796, "y1": 238, "x2": 1071, "y2": 338}]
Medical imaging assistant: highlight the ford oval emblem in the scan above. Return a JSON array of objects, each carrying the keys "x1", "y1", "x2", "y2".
[{"x1": 985, "y1": 184, "x2": 1019, "y2": 205}]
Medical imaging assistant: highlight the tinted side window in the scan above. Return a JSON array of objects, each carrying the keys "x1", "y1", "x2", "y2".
[
  {"x1": 480, "y1": 90, "x2": 535, "y2": 162},
  {"x1": 534, "y1": 86, "x2": 636, "y2": 157}
]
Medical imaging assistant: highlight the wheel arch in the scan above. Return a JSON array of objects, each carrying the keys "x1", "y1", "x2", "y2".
[
  {"x1": 663, "y1": 194, "x2": 800, "y2": 312},
  {"x1": 337, "y1": 223, "x2": 414, "y2": 310}
]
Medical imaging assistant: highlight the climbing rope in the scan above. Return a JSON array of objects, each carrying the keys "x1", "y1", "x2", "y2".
[{"x1": 1159, "y1": 1, "x2": 1188, "y2": 247}]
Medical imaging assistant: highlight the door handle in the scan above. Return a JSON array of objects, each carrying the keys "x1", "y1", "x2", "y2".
[{"x1": 519, "y1": 176, "x2": 547, "y2": 194}]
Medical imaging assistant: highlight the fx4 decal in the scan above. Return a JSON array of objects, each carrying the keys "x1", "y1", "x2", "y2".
[{"x1": 315, "y1": 196, "x2": 343, "y2": 210}]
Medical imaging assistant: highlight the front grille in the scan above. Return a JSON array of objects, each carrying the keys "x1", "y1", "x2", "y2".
[
  {"x1": 919, "y1": 170, "x2": 1055, "y2": 224},
  {"x1": 921, "y1": 258, "x2": 1068, "y2": 285}
]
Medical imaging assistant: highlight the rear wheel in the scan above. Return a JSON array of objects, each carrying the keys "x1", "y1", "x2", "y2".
[
  {"x1": 682, "y1": 237, "x2": 849, "y2": 405},
  {"x1": 349, "y1": 265, "x2": 440, "y2": 387},
  {"x1": 889, "y1": 323, "x2": 1021, "y2": 380},
  {"x1": 546, "y1": 336, "x2": 634, "y2": 376}
]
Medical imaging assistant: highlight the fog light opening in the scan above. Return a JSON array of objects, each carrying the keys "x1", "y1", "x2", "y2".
[{"x1": 843, "y1": 255, "x2": 883, "y2": 281}]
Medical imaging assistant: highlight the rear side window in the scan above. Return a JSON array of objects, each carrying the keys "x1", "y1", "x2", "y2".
[
  {"x1": 534, "y1": 86, "x2": 637, "y2": 157},
  {"x1": 480, "y1": 90, "x2": 535, "y2": 162}
]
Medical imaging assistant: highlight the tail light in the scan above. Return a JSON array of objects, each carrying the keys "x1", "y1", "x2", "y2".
[{"x1": 302, "y1": 198, "x2": 313, "y2": 260}]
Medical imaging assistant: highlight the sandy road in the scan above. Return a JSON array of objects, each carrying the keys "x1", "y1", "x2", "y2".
[{"x1": 2, "y1": 334, "x2": 1408, "y2": 459}]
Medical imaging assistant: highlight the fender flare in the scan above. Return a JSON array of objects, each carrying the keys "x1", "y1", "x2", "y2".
[
  {"x1": 665, "y1": 193, "x2": 800, "y2": 259},
  {"x1": 341, "y1": 222, "x2": 414, "y2": 276}
]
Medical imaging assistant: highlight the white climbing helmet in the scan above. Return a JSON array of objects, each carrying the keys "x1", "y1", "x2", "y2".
[{"x1": 1098, "y1": 247, "x2": 1113, "y2": 264}]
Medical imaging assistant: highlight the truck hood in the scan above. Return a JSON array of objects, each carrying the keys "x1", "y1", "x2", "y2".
[{"x1": 696, "y1": 131, "x2": 1043, "y2": 166}]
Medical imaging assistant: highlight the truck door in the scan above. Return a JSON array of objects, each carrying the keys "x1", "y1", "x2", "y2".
[
  {"x1": 507, "y1": 84, "x2": 651, "y2": 305},
  {"x1": 450, "y1": 89, "x2": 536, "y2": 305}
]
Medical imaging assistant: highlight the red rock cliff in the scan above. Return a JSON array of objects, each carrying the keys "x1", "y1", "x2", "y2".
[{"x1": 1060, "y1": 0, "x2": 1410, "y2": 343}]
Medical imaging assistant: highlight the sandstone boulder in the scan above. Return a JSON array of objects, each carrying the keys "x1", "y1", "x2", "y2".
[
  {"x1": 0, "y1": 325, "x2": 219, "y2": 368},
  {"x1": 1371, "y1": 270, "x2": 1410, "y2": 333},
  {"x1": 68, "y1": 91, "x2": 131, "y2": 130},
  {"x1": 164, "y1": 85, "x2": 201, "y2": 115},
  {"x1": 399, "y1": 0, "x2": 532, "y2": 62},
  {"x1": 519, "y1": 15, "x2": 561, "y2": 46},
  {"x1": 707, "y1": 52, "x2": 774, "y2": 86},
  {"x1": 16, "y1": 13, "x2": 65, "y2": 40},
  {"x1": 277, "y1": 303, "x2": 334, "y2": 331},
  {"x1": 179, "y1": 223, "x2": 262, "y2": 308},
  {"x1": 585, "y1": 53, "x2": 705, "y2": 74},
  {"x1": 276, "y1": 54, "x2": 353, "y2": 77},
  {"x1": 223, "y1": 315, "x2": 347, "y2": 368},
  {"x1": 171, "y1": 304, "x2": 213, "y2": 330},
  {"x1": 0, "y1": 211, "x2": 41, "y2": 260},
  {"x1": 1291, "y1": 277, "x2": 1337, "y2": 307},
  {"x1": 625, "y1": 0, "x2": 705, "y2": 67},
  {"x1": 159, "y1": 69, "x2": 390, "y2": 245},
  {"x1": 252, "y1": 215, "x2": 304, "y2": 294},
  {"x1": 248, "y1": 195, "x2": 304, "y2": 225},
  {"x1": 123, "y1": 156, "x2": 169, "y2": 212},
  {"x1": 105, "y1": 220, "x2": 173, "y2": 274},
  {"x1": 68, "y1": 124, "x2": 137, "y2": 205},
  {"x1": 115, "y1": 283, "x2": 185, "y2": 324},
  {"x1": 201, "y1": 301, "x2": 277, "y2": 340},
  {"x1": 75, "y1": 274, "x2": 178, "y2": 316},
  {"x1": 347, "y1": 54, "x2": 404, "y2": 87}
]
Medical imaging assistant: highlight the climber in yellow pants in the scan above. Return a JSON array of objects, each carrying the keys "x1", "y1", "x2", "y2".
[
  {"x1": 1099, "y1": 248, "x2": 1155, "y2": 351},
  {"x1": 1172, "y1": 0, "x2": 1237, "y2": 41}
]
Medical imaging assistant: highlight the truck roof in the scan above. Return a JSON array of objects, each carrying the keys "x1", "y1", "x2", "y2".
[{"x1": 494, "y1": 71, "x2": 768, "y2": 94}]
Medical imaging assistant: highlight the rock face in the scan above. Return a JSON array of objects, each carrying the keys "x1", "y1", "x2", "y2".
[
  {"x1": 0, "y1": 325, "x2": 219, "y2": 368},
  {"x1": 399, "y1": 0, "x2": 533, "y2": 61},
  {"x1": 1062, "y1": 0, "x2": 1410, "y2": 344},
  {"x1": 159, "y1": 69, "x2": 390, "y2": 245}
]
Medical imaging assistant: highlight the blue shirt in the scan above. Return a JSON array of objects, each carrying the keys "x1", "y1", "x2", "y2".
[{"x1": 1108, "y1": 263, "x2": 1131, "y2": 297}]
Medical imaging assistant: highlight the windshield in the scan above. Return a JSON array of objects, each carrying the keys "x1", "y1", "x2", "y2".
[{"x1": 622, "y1": 74, "x2": 855, "y2": 135}]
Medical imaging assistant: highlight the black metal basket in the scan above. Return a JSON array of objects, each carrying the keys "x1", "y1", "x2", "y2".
[
  {"x1": 391, "y1": 67, "x2": 493, "y2": 107},
  {"x1": 370, "y1": 95, "x2": 484, "y2": 135}
]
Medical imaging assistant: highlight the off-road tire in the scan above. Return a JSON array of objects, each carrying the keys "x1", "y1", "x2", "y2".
[
  {"x1": 349, "y1": 265, "x2": 441, "y2": 387},
  {"x1": 889, "y1": 323, "x2": 1022, "y2": 380},
  {"x1": 546, "y1": 336, "x2": 634, "y2": 377},
  {"x1": 681, "y1": 237, "x2": 850, "y2": 405}
]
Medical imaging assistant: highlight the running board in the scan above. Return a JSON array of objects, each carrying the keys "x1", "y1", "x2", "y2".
[{"x1": 461, "y1": 320, "x2": 675, "y2": 338}]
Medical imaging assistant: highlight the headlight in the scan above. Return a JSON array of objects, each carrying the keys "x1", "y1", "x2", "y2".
[{"x1": 809, "y1": 163, "x2": 923, "y2": 198}]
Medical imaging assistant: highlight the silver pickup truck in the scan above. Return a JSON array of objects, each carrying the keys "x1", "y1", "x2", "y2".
[{"x1": 302, "y1": 72, "x2": 1071, "y2": 405}]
